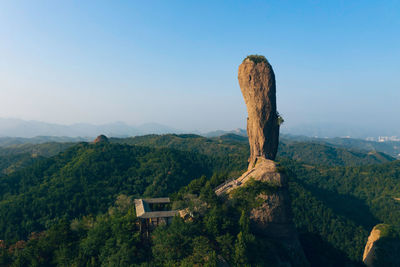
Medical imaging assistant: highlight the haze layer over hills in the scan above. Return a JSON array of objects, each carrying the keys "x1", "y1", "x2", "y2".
[
  {"x1": 1, "y1": 117, "x2": 400, "y2": 140},
  {"x1": 0, "y1": 118, "x2": 180, "y2": 138}
]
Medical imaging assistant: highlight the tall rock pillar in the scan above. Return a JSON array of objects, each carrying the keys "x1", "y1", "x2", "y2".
[
  {"x1": 216, "y1": 55, "x2": 308, "y2": 266},
  {"x1": 238, "y1": 55, "x2": 279, "y2": 169}
]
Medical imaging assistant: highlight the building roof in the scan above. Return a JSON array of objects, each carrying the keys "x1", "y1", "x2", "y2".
[
  {"x1": 134, "y1": 198, "x2": 178, "y2": 219},
  {"x1": 143, "y1": 197, "x2": 171, "y2": 204},
  {"x1": 138, "y1": 211, "x2": 178, "y2": 219}
]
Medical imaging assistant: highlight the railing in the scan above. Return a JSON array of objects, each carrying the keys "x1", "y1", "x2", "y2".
[{"x1": 214, "y1": 177, "x2": 236, "y2": 192}]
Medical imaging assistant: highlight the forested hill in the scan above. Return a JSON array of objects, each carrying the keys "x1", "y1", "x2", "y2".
[
  {"x1": 111, "y1": 134, "x2": 395, "y2": 166},
  {"x1": 0, "y1": 142, "x2": 218, "y2": 241},
  {"x1": 0, "y1": 134, "x2": 394, "y2": 178},
  {"x1": 279, "y1": 142, "x2": 394, "y2": 166},
  {"x1": 286, "y1": 159, "x2": 400, "y2": 228},
  {"x1": 284, "y1": 158, "x2": 400, "y2": 263},
  {"x1": 0, "y1": 135, "x2": 399, "y2": 265},
  {"x1": 0, "y1": 142, "x2": 76, "y2": 176},
  {"x1": 0, "y1": 142, "x2": 75, "y2": 158},
  {"x1": 111, "y1": 134, "x2": 248, "y2": 160},
  {"x1": 280, "y1": 134, "x2": 400, "y2": 158}
]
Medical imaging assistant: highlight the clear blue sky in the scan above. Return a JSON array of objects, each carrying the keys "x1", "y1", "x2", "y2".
[{"x1": 0, "y1": 0, "x2": 399, "y2": 132}]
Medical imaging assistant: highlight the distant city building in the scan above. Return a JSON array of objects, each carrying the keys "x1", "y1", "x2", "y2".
[{"x1": 378, "y1": 136, "x2": 400, "y2": 142}]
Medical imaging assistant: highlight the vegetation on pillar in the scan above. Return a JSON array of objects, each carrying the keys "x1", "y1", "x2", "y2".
[{"x1": 243, "y1": 54, "x2": 269, "y2": 64}]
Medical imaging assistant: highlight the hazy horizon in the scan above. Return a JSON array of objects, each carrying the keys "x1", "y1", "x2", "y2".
[
  {"x1": 1, "y1": 117, "x2": 399, "y2": 140},
  {"x1": 1, "y1": 1, "x2": 399, "y2": 133}
]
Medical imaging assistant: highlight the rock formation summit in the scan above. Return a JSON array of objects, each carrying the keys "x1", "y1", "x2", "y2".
[
  {"x1": 93, "y1": 134, "x2": 109, "y2": 144},
  {"x1": 238, "y1": 55, "x2": 280, "y2": 170}
]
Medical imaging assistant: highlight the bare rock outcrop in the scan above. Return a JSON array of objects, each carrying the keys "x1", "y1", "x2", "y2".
[
  {"x1": 363, "y1": 226, "x2": 381, "y2": 266},
  {"x1": 363, "y1": 224, "x2": 400, "y2": 267},
  {"x1": 93, "y1": 134, "x2": 108, "y2": 143},
  {"x1": 215, "y1": 158, "x2": 307, "y2": 266},
  {"x1": 238, "y1": 55, "x2": 280, "y2": 170},
  {"x1": 248, "y1": 161, "x2": 295, "y2": 240},
  {"x1": 216, "y1": 158, "x2": 296, "y2": 239},
  {"x1": 215, "y1": 157, "x2": 285, "y2": 196}
]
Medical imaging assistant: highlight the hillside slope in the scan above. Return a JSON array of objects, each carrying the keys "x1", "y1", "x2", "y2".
[
  {"x1": 111, "y1": 134, "x2": 394, "y2": 167},
  {"x1": 0, "y1": 134, "x2": 394, "y2": 177},
  {"x1": 284, "y1": 158, "x2": 400, "y2": 263},
  {"x1": 0, "y1": 142, "x2": 215, "y2": 241},
  {"x1": 0, "y1": 134, "x2": 399, "y2": 265}
]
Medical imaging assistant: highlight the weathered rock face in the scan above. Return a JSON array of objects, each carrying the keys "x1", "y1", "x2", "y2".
[
  {"x1": 363, "y1": 224, "x2": 400, "y2": 267},
  {"x1": 215, "y1": 158, "x2": 308, "y2": 266},
  {"x1": 363, "y1": 226, "x2": 381, "y2": 266},
  {"x1": 225, "y1": 158, "x2": 296, "y2": 240},
  {"x1": 249, "y1": 169, "x2": 295, "y2": 240},
  {"x1": 238, "y1": 56, "x2": 279, "y2": 169},
  {"x1": 215, "y1": 157, "x2": 285, "y2": 196}
]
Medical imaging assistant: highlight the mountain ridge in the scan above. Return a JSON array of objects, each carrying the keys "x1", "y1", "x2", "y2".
[{"x1": 0, "y1": 118, "x2": 181, "y2": 138}]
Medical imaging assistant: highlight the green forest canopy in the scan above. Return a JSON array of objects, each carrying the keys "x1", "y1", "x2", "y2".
[{"x1": 0, "y1": 134, "x2": 399, "y2": 266}]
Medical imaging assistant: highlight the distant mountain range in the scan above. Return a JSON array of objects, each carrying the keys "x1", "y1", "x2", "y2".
[
  {"x1": 1, "y1": 118, "x2": 399, "y2": 141},
  {"x1": 203, "y1": 123, "x2": 400, "y2": 140},
  {"x1": 0, "y1": 118, "x2": 181, "y2": 138}
]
